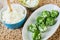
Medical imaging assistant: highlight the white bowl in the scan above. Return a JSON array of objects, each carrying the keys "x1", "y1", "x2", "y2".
[
  {"x1": 22, "y1": 4, "x2": 60, "y2": 40},
  {"x1": 18, "y1": 0, "x2": 39, "y2": 8}
]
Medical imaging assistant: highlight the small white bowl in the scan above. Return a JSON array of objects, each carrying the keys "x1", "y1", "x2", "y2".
[
  {"x1": 22, "y1": 4, "x2": 60, "y2": 40},
  {"x1": 18, "y1": 0, "x2": 39, "y2": 8}
]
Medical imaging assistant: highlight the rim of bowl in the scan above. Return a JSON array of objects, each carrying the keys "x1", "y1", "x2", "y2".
[{"x1": 0, "y1": 3, "x2": 27, "y2": 24}]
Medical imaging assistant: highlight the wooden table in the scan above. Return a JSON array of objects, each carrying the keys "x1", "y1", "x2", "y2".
[{"x1": 0, "y1": 0, "x2": 60, "y2": 40}]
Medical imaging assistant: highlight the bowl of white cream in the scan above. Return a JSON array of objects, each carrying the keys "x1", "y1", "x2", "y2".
[
  {"x1": 0, "y1": 4, "x2": 27, "y2": 29},
  {"x1": 18, "y1": 0, "x2": 39, "y2": 8}
]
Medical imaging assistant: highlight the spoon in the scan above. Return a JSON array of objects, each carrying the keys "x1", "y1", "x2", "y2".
[{"x1": 7, "y1": 0, "x2": 12, "y2": 12}]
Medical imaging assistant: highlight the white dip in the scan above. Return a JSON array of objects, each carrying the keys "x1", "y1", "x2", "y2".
[
  {"x1": 2, "y1": 4, "x2": 25, "y2": 24},
  {"x1": 18, "y1": 0, "x2": 39, "y2": 8},
  {"x1": 26, "y1": 0, "x2": 39, "y2": 7}
]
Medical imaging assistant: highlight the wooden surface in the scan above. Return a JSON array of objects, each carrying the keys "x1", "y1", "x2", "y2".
[{"x1": 0, "y1": 0, "x2": 60, "y2": 40}]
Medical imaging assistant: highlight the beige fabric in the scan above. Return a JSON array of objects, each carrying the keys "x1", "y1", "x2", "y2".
[{"x1": 0, "y1": 0, "x2": 60, "y2": 40}]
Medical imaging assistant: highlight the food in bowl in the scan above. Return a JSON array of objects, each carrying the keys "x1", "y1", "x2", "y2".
[
  {"x1": 2, "y1": 4, "x2": 26, "y2": 24},
  {"x1": 0, "y1": 4, "x2": 27, "y2": 29},
  {"x1": 28, "y1": 10, "x2": 59, "y2": 40},
  {"x1": 18, "y1": 0, "x2": 39, "y2": 8}
]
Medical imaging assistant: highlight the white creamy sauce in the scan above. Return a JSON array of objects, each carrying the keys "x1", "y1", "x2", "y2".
[
  {"x1": 26, "y1": 0, "x2": 39, "y2": 7},
  {"x1": 2, "y1": 4, "x2": 25, "y2": 24}
]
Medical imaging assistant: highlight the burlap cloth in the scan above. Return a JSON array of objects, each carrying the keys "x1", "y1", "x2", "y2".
[{"x1": 0, "y1": 0, "x2": 60, "y2": 40}]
